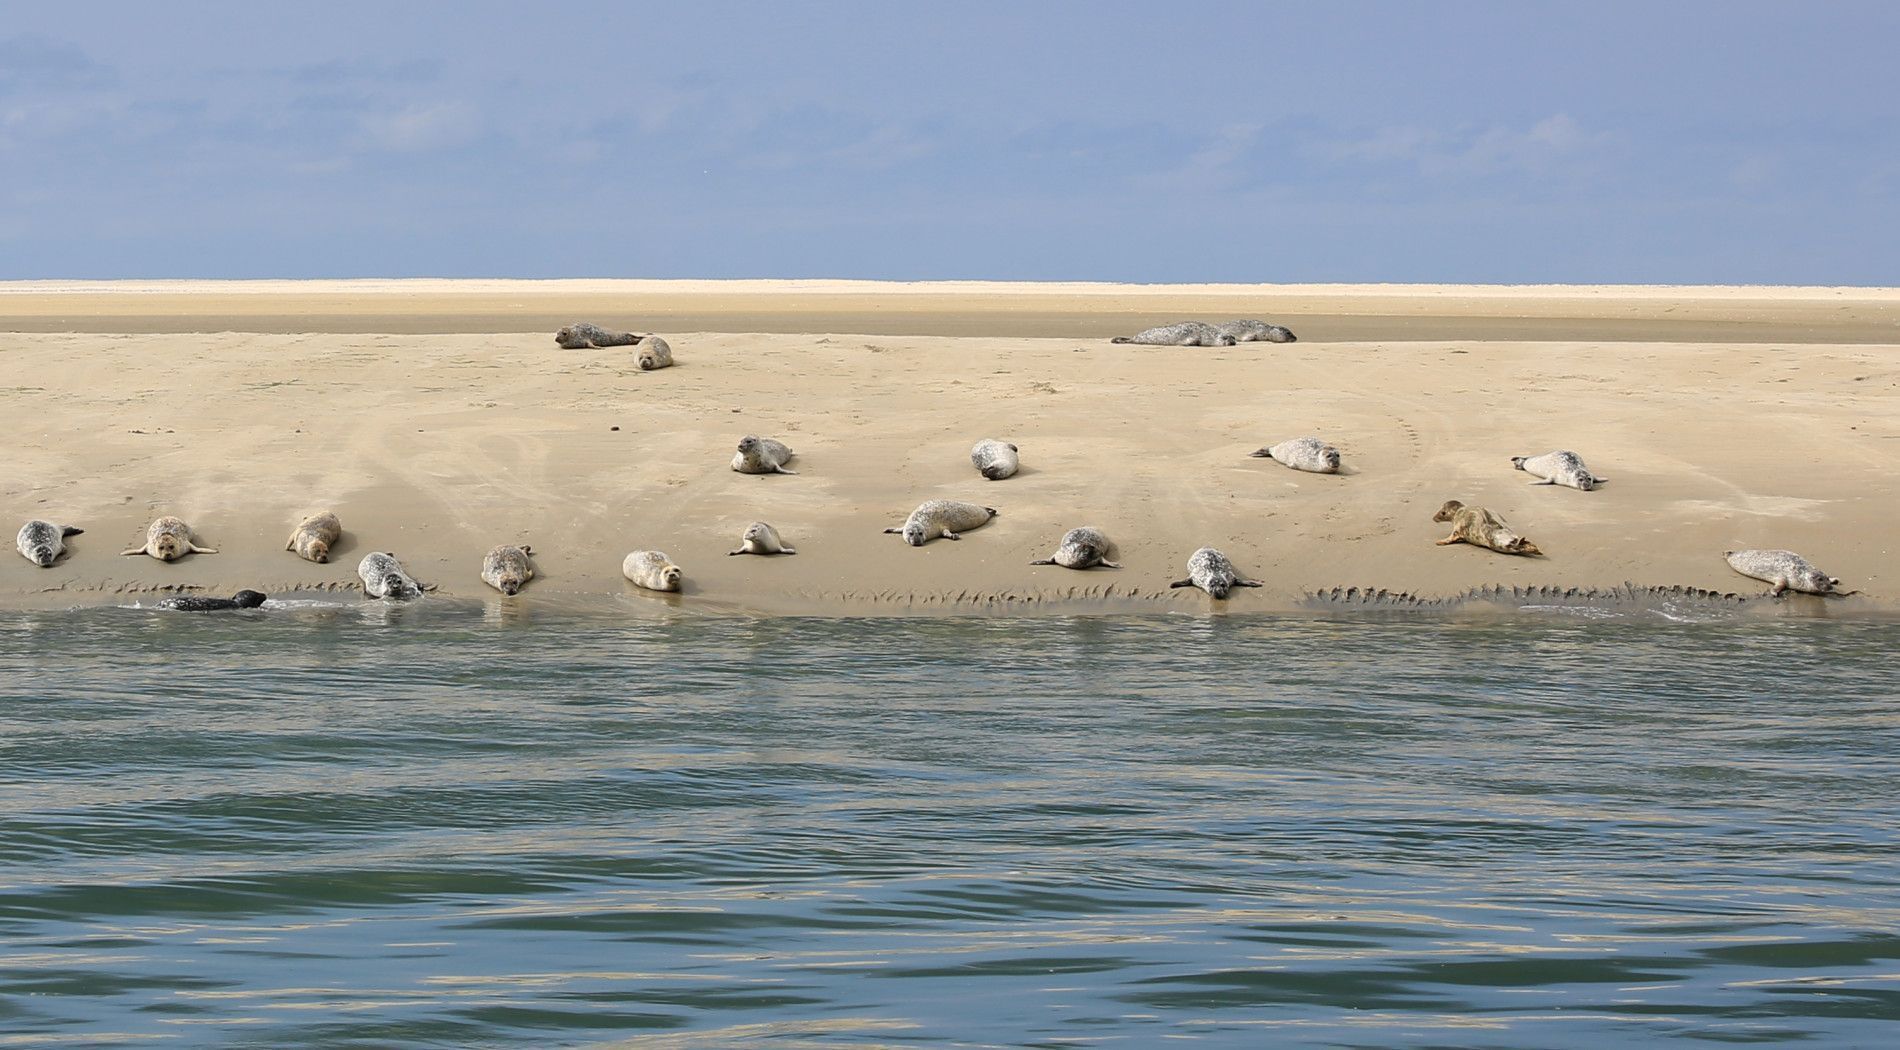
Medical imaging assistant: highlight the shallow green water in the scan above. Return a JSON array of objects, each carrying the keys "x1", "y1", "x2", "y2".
[{"x1": 2, "y1": 603, "x2": 1898, "y2": 1047}]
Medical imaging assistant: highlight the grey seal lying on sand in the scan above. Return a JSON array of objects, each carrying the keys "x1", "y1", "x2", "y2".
[{"x1": 1169, "y1": 547, "x2": 1264, "y2": 599}]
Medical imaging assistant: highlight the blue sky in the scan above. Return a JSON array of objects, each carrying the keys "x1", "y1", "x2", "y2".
[{"x1": 2, "y1": 2, "x2": 1894, "y2": 282}]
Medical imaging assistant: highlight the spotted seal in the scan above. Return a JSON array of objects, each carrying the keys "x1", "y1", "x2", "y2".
[
  {"x1": 284, "y1": 511, "x2": 342, "y2": 563},
  {"x1": 120, "y1": 516, "x2": 217, "y2": 561},
  {"x1": 1724, "y1": 549, "x2": 1851, "y2": 597},
  {"x1": 1250, "y1": 437, "x2": 1342, "y2": 474},
  {"x1": 358, "y1": 552, "x2": 424, "y2": 599},
  {"x1": 728, "y1": 521, "x2": 796, "y2": 556},
  {"x1": 635, "y1": 336, "x2": 674, "y2": 371},
  {"x1": 1169, "y1": 547, "x2": 1264, "y2": 599},
  {"x1": 16, "y1": 519, "x2": 82, "y2": 567},
  {"x1": 1215, "y1": 319, "x2": 1297, "y2": 343},
  {"x1": 1110, "y1": 321, "x2": 1237, "y2": 347},
  {"x1": 622, "y1": 549, "x2": 683, "y2": 592},
  {"x1": 555, "y1": 322, "x2": 642, "y2": 349},
  {"x1": 1432, "y1": 500, "x2": 1542, "y2": 556},
  {"x1": 481, "y1": 544, "x2": 535, "y2": 595},
  {"x1": 970, "y1": 439, "x2": 1020, "y2": 480},
  {"x1": 884, "y1": 499, "x2": 998, "y2": 546},
  {"x1": 156, "y1": 590, "x2": 267, "y2": 612},
  {"x1": 1029, "y1": 526, "x2": 1119, "y2": 570},
  {"x1": 1512, "y1": 450, "x2": 1605, "y2": 491},
  {"x1": 732, "y1": 435, "x2": 797, "y2": 475}
]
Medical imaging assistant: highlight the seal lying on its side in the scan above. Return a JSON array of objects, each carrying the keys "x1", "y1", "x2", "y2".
[
  {"x1": 1512, "y1": 450, "x2": 1605, "y2": 491},
  {"x1": 970, "y1": 439, "x2": 1020, "y2": 480},
  {"x1": 556, "y1": 322, "x2": 642, "y2": 349},
  {"x1": 482, "y1": 544, "x2": 535, "y2": 595},
  {"x1": 16, "y1": 519, "x2": 82, "y2": 567},
  {"x1": 1251, "y1": 437, "x2": 1342, "y2": 474},
  {"x1": 623, "y1": 550, "x2": 683, "y2": 592},
  {"x1": 1169, "y1": 547, "x2": 1264, "y2": 599},
  {"x1": 1724, "y1": 549, "x2": 1851, "y2": 596},
  {"x1": 1029, "y1": 526, "x2": 1119, "y2": 570},
  {"x1": 731, "y1": 435, "x2": 797, "y2": 475},
  {"x1": 636, "y1": 336, "x2": 674, "y2": 370},
  {"x1": 1432, "y1": 501, "x2": 1542, "y2": 556},
  {"x1": 358, "y1": 552, "x2": 424, "y2": 599},
  {"x1": 156, "y1": 590, "x2": 267, "y2": 612},
  {"x1": 1110, "y1": 322, "x2": 1237, "y2": 347},
  {"x1": 728, "y1": 522, "x2": 796, "y2": 556},
  {"x1": 121, "y1": 517, "x2": 217, "y2": 561},
  {"x1": 885, "y1": 500, "x2": 997, "y2": 546},
  {"x1": 1215, "y1": 319, "x2": 1297, "y2": 343},
  {"x1": 285, "y1": 511, "x2": 343, "y2": 563}
]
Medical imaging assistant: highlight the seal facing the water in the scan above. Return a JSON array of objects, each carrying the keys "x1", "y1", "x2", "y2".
[
  {"x1": 1432, "y1": 500, "x2": 1542, "y2": 556},
  {"x1": 1251, "y1": 436, "x2": 1342, "y2": 474},
  {"x1": 482, "y1": 544, "x2": 535, "y2": 595},
  {"x1": 1110, "y1": 321, "x2": 1237, "y2": 347},
  {"x1": 556, "y1": 322, "x2": 642, "y2": 349},
  {"x1": 1029, "y1": 526, "x2": 1119, "y2": 570},
  {"x1": 156, "y1": 590, "x2": 267, "y2": 612},
  {"x1": 885, "y1": 499, "x2": 998, "y2": 546},
  {"x1": 635, "y1": 336, "x2": 674, "y2": 371},
  {"x1": 284, "y1": 511, "x2": 343, "y2": 563},
  {"x1": 1724, "y1": 549, "x2": 1849, "y2": 596},
  {"x1": 622, "y1": 550, "x2": 683, "y2": 592},
  {"x1": 1169, "y1": 547, "x2": 1263, "y2": 599},
  {"x1": 1512, "y1": 450, "x2": 1605, "y2": 491},
  {"x1": 1215, "y1": 319, "x2": 1297, "y2": 343},
  {"x1": 358, "y1": 552, "x2": 424, "y2": 599},
  {"x1": 732, "y1": 435, "x2": 797, "y2": 475},
  {"x1": 728, "y1": 522, "x2": 796, "y2": 556},
  {"x1": 16, "y1": 519, "x2": 82, "y2": 567},
  {"x1": 120, "y1": 516, "x2": 217, "y2": 561},
  {"x1": 970, "y1": 439, "x2": 1020, "y2": 480}
]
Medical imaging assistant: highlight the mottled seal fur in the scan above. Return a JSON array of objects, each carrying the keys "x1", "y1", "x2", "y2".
[
  {"x1": 120, "y1": 517, "x2": 217, "y2": 561},
  {"x1": 1251, "y1": 436, "x2": 1341, "y2": 474},
  {"x1": 1110, "y1": 321, "x2": 1237, "y2": 347},
  {"x1": 732, "y1": 435, "x2": 797, "y2": 475},
  {"x1": 555, "y1": 322, "x2": 642, "y2": 349},
  {"x1": 1215, "y1": 319, "x2": 1297, "y2": 343},
  {"x1": 358, "y1": 552, "x2": 424, "y2": 600},
  {"x1": 16, "y1": 519, "x2": 82, "y2": 568},
  {"x1": 728, "y1": 522, "x2": 796, "y2": 556},
  {"x1": 1724, "y1": 549, "x2": 1850, "y2": 597},
  {"x1": 636, "y1": 336, "x2": 674, "y2": 371},
  {"x1": 156, "y1": 590, "x2": 267, "y2": 612},
  {"x1": 1029, "y1": 526, "x2": 1119, "y2": 570},
  {"x1": 1512, "y1": 450, "x2": 1605, "y2": 491},
  {"x1": 482, "y1": 544, "x2": 535, "y2": 596},
  {"x1": 970, "y1": 439, "x2": 1020, "y2": 480},
  {"x1": 1433, "y1": 501, "x2": 1542, "y2": 556},
  {"x1": 284, "y1": 511, "x2": 343, "y2": 563},
  {"x1": 884, "y1": 500, "x2": 998, "y2": 546},
  {"x1": 622, "y1": 550, "x2": 683, "y2": 592},
  {"x1": 1169, "y1": 547, "x2": 1264, "y2": 599}
]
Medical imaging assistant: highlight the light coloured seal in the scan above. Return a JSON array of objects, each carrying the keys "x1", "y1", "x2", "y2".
[
  {"x1": 555, "y1": 322, "x2": 642, "y2": 349},
  {"x1": 1169, "y1": 547, "x2": 1264, "y2": 599},
  {"x1": 1432, "y1": 500, "x2": 1542, "y2": 556},
  {"x1": 635, "y1": 336, "x2": 674, "y2": 371},
  {"x1": 728, "y1": 522, "x2": 796, "y2": 556},
  {"x1": 120, "y1": 516, "x2": 217, "y2": 561},
  {"x1": 358, "y1": 552, "x2": 424, "y2": 599},
  {"x1": 1029, "y1": 526, "x2": 1119, "y2": 570},
  {"x1": 1724, "y1": 549, "x2": 1851, "y2": 596},
  {"x1": 884, "y1": 499, "x2": 998, "y2": 546},
  {"x1": 1512, "y1": 450, "x2": 1605, "y2": 491},
  {"x1": 156, "y1": 590, "x2": 267, "y2": 612},
  {"x1": 1110, "y1": 321, "x2": 1237, "y2": 347},
  {"x1": 1215, "y1": 319, "x2": 1297, "y2": 343},
  {"x1": 732, "y1": 435, "x2": 797, "y2": 475},
  {"x1": 482, "y1": 544, "x2": 535, "y2": 596},
  {"x1": 970, "y1": 439, "x2": 1020, "y2": 480},
  {"x1": 622, "y1": 550, "x2": 683, "y2": 592},
  {"x1": 284, "y1": 511, "x2": 343, "y2": 563},
  {"x1": 16, "y1": 519, "x2": 82, "y2": 567},
  {"x1": 1251, "y1": 437, "x2": 1341, "y2": 474}
]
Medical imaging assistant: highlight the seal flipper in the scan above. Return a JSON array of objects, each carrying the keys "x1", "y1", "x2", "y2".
[
  {"x1": 1250, "y1": 448, "x2": 1273, "y2": 459},
  {"x1": 942, "y1": 530, "x2": 960, "y2": 540},
  {"x1": 883, "y1": 527, "x2": 903, "y2": 534},
  {"x1": 1169, "y1": 578, "x2": 1194, "y2": 588},
  {"x1": 1435, "y1": 535, "x2": 1462, "y2": 546},
  {"x1": 62, "y1": 526, "x2": 83, "y2": 537},
  {"x1": 1029, "y1": 557, "x2": 1057, "y2": 565},
  {"x1": 1237, "y1": 579, "x2": 1265, "y2": 588},
  {"x1": 1528, "y1": 477, "x2": 1555, "y2": 485},
  {"x1": 120, "y1": 546, "x2": 145, "y2": 556},
  {"x1": 1099, "y1": 560, "x2": 1121, "y2": 569},
  {"x1": 772, "y1": 465, "x2": 799, "y2": 475},
  {"x1": 728, "y1": 548, "x2": 747, "y2": 556},
  {"x1": 188, "y1": 544, "x2": 219, "y2": 555},
  {"x1": 779, "y1": 546, "x2": 796, "y2": 555}
]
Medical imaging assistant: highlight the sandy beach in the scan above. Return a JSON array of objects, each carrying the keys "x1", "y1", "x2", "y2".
[{"x1": 2, "y1": 280, "x2": 1896, "y2": 614}]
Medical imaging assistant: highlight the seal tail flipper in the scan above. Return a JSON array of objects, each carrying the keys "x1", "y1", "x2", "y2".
[
  {"x1": 62, "y1": 526, "x2": 83, "y2": 537},
  {"x1": 1169, "y1": 578, "x2": 1193, "y2": 588},
  {"x1": 1249, "y1": 449, "x2": 1273, "y2": 458},
  {"x1": 1110, "y1": 336, "x2": 1133, "y2": 343}
]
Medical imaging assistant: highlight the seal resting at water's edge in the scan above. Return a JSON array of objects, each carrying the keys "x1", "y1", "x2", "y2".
[
  {"x1": 481, "y1": 544, "x2": 535, "y2": 595},
  {"x1": 1251, "y1": 437, "x2": 1342, "y2": 474},
  {"x1": 635, "y1": 336, "x2": 674, "y2": 370},
  {"x1": 358, "y1": 552, "x2": 425, "y2": 599},
  {"x1": 1170, "y1": 547, "x2": 1263, "y2": 599},
  {"x1": 1724, "y1": 549, "x2": 1852, "y2": 597},
  {"x1": 1110, "y1": 322, "x2": 1236, "y2": 347},
  {"x1": 970, "y1": 439, "x2": 1020, "y2": 480},
  {"x1": 1215, "y1": 319, "x2": 1297, "y2": 343},
  {"x1": 1512, "y1": 450, "x2": 1605, "y2": 491},
  {"x1": 555, "y1": 322, "x2": 643, "y2": 349},
  {"x1": 120, "y1": 517, "x2": 217, "y2": 561},
  {"x1": 728, "y1": 522, "x2": 796, "y2": 556},
  {"x1": 622, "y1": 550, "x2": 683, "y2": 592},
  {"x1": 16, "y1": 519, "x2": 82, "y2": 567},
  {"x1": 731, "y1": 435, "x2": 797, "y2": 475},
  {"x1": 1432, "y1": 501, "x2": 1542, "y2": 556},
  {"x1": 885, "y1": 500, "x2": 998, "y2": 546},
  {"x1": 1029, "y1": 526, "x2": 1119, "y2": 570},
  {"x1": 284, "y1": 511, "x2": 343, "y2": 563},
  {"x1": 156, "y1": 590, "x2": 267, "y2": 612}
]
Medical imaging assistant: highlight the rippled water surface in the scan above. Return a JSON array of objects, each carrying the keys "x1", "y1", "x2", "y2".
[{"x1": 3, "y1": 603, "x2": 1898, "y2": 1047}]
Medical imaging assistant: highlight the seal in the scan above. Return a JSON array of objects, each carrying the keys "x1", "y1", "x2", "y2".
[
  {"x1": 970, "y1": 439, "x2": 1020, "y2": 480},
  {"x1": 635, "y1": 336, "x2": 674, "y2": 371},
  {"x1": 1723, "y1": 549, "x2": 1851, "y2": 596},
  {"x1": 1512, "y1": 450, "x2": 1605, "y2": 491},
  {"x1": 1215, "y1": 319, "x2": 1298, "y2": 343},
  {"x1": 120, "y1": 516, "x2": 217, "y2": 561},
  {"x1": 284, "y1": 511, "x2": 343, "y2": 563},
  {"x1": 1029, "y1": 526, "x2": 1119, "y2": 569},
  {"x1": 358, "y1": 552, "x2": 424, "y2": 599},
  {"x1": 728, "y1": 521, "x2": 796, "y2": 556},
  {"x1": 622, "y1": 549, "x2": 683, "y2": 592},
  {"x1": 1169, "y1": 547, "x2": 1264, "y2": 599},
  {"x1": 1110, "y1": 321, "x2": 1237, "y2": 347},
  {"x1": 732, "y1": 435, "x2": 797, "y2": 475},
  {"x1": 1250, "y1": 436, "x2": 1342, "y2": 474},
  {"x1": 1432, "y1": 500, "x2": 1542, "y2": 556},
  {"x1": 481, "y1": 544, "x2": 535, "y2": 596},
  {"x1": 884, "y1": 499, "x2": 998, "y2": 546},
  {"x1": 15, "y1": 519, "x2": 82, "y2": 568},
  {"x1": 156, "y1": 590, "x2": 267, "y2": 612},
  {"x1": 555, "y1": 322, "x2": 642, "y2": 349}
]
